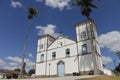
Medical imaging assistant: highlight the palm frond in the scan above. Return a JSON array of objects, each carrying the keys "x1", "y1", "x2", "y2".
[
  {"x1": 72, "y1": 0, "x2": 97, "y2": 19},
  {"x1": 89, "y1": 3, "x2": 97, "y2": 8},
  {"x1": 28, "y1": 7, "x2": 38, "y2": 19}
]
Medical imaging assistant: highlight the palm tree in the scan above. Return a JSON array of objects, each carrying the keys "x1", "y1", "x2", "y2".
[
  {"x1": 72, "y1": 0, "x2": 98, "y2": 75},
  {"x1": 72, "y1": 0, "x2": 97, "y2": 20},
  {"x1": 19, "y1": 7, "x2": 38, "y2": 78},
  {"x1": 28, "y1": 7, "x2": 38, "y2": 19}
]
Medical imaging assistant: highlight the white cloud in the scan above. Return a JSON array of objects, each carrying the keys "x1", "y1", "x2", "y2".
[
  {"x1": 6, "y1": 56, "x2": 22, "y2": 63},
  {"x1": 0, "y1": 56, "x2": 35, "y2": 70},
  {"x1": 99, "y1": 31, "x2": 120, "y2": 52},
  {"x1": 5, "y1": 56, "x2": 35, "y2": 69},
  {"x1": 36, "y1": 24, "x2": 60, "y2": 37},
  {"x1": 29, "y1": 53, "x2": 33, "y2": 58},
  {"x1": 11, "y1": 0, "x2": 23, "y2": 8},
  {"x1": 3, "y1": 66, "x2": 20, "y2": 70},
  {"x1": 45, "y1": 0, "x2": 70, "y2": 10},
  {"x1": 0, "y1": 58, "x2": 19, "y2": 70},
  {"x1": 9, "y1": 62, "x2": 19, "y2": 66},
  {"x1": 0, "y1": 59, "x2": 6, "y2": 66},
  {"x1": 36, "y1": 0, "x2": 42, "y2": 3},
  {"x1": 102, "y1": 56, "x2": 113, "y2": 65}
]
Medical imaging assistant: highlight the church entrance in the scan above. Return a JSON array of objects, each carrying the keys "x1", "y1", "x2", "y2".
[{"x1": 57, "y1": 61, "x2": 65, "y2": 77}]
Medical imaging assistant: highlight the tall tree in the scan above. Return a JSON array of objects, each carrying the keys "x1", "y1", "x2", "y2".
[
  {"x1": 72, "y1": 0, "x2": 97, "y2": 20},
  {"x1": 28, "y1": 7, "x2": 38, "y2": 19},
  {"x1": 19, "y1": 7, "x2": 38, "y2": 78}
]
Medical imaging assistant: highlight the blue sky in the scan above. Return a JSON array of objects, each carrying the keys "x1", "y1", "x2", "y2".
[{"x1": 0, "y1": 0, "x2": 120, "y2": 71}]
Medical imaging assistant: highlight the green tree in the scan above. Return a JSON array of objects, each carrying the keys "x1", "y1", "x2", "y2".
[
  {"x1": 14, "y1": 68, "x2": 21, "y2": 72},
  {"x1": 115, "y1": 64, "x2": 120, "y2": 72},
  {"x1": 114, "y1": 63, "x2": 120, "y2": 75},
  {"x1": 28, "y1": 69, "x2": 35, "y2": 76},
  {"x1": 19, "y1": 7, "x2": 38, "y2": 78}
]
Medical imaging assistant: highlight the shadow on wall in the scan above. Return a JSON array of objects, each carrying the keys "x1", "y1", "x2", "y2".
[{"x1": 80, "y1": 53, "x2": 93, "y2": 75}]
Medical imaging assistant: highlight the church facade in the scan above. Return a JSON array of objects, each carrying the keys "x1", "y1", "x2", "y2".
[{"x1": 35, "y1": 21, "x2": 103, "y2": 77}]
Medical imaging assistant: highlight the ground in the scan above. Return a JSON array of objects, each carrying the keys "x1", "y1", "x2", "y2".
[
  {"x1": 0, "y1": 75, "x2": 120, "y2": 80},
  {"x1": 77, "y1": 76, "x2": 120, "y2": 80}
]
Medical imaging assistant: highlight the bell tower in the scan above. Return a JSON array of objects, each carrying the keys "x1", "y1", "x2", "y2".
[
  {"x1": 36, "y1": 34, "x2": 55, "y2": 53},
  {"x1": 75, "y1": 20, "x2": 103, "y2": 75},
  {"x1": 36, "y1": 34, "x2": 55, "y2": 75}
]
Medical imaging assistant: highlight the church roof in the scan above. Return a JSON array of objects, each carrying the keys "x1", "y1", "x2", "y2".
[
  {"x1": 38, "y1": 34, "x2": 55, "y2": 40},
  {"x1": 47, "y1": 35, "x2": 76, "y2": 49}
]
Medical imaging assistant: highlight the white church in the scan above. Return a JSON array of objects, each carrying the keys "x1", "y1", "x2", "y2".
[{"x1": 35, "y1": 20, "x2": 104, "y2": 77}]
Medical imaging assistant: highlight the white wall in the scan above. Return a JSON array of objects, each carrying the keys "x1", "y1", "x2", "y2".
[
  {"x1": 48, "y1": 36, "x2": 75, "y2": 50},
  {"x1": 76, "y1": 23, "x2": 89, "y2": 42},
  {"x1": 36, "y1": 52, "x2": 46, "y2": 62},
  {"x1": 46, "y1": 56, "x2": 78, "y2": 76},
  {"x1": 47, "y1": 44, "x2": 77, "y2": 60},
  {"x1": 36, "y1": 63, "x2": 46, "y2": 75},
  {"x1": 77, "y1": 40, "x2": 92, "y2": 54},
  {"x1": 0, "y1": 74, "x2": 3, "y2": 79},
  {"x1": 79, "y1": 54, "x2": 94, "y2": 71},
  {"x1": 103, "y1": 68, "x2": 113, "y2": 75},
  {"x1": 97, "y1": 56, "x2": 104, "y2": 71},
  {"x1": 46, "y1": 60, "x2": 57, "y2": 75},
  {"x1": 46, "y1": 38, "x2": 78, "y2": 75},
  {"x1": 36, "y1": 21, "x2": 104, "y2": 76},
  {"x1": 36, "y1": 36, "x2": 79, "y2": 76},
  {"x1": 64, "y1": 57, "x2": 78, "y2": 74}
]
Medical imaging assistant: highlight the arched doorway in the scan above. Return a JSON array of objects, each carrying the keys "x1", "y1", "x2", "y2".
[{"x1": 57, "y1": 61, "x2": 65, "y2": 77}]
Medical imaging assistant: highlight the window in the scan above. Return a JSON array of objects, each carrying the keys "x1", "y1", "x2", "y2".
[
  {"x1": 41, "y1": 54, "x2": 44, "y2": 62},
  {"x1": 40, "y1": 44, "x2": 43, "y2": 49},
  {"x1": 82, "y1": 44, "x2": 87, "y2": 54},
  {"x1": 52, "y1": 52, "x2": 56, "y2": 60},
  {"x1": 66, "y1": 48, "x2": 70, "y2": 57},
  {"x1": 81, "y1": 31, "x2": 86, "y2": 38}
]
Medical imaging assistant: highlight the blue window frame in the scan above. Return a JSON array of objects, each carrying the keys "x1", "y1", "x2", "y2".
[
  {"x1": 81, "y1": 31, "x2": 86, "y2": 39},
  {"x1": 82, "y1": 44, "x2": 87, "y2": 54}
]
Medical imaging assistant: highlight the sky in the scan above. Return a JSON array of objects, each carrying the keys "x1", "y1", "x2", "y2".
[{"x1": 0, "y1": 0, "x2": 120, "y2": 71}]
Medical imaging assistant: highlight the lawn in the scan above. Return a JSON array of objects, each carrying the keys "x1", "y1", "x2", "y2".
[{"x1": 76, "y1": 76, "x2": 120, "y2": 80}]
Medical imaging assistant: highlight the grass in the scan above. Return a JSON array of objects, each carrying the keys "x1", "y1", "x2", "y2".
[{"x1": 76, "y1": 76, "x2": 120, "y2": 80}]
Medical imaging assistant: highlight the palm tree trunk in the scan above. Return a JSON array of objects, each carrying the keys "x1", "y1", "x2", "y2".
[{"x1": 19, "y1": 19, "x2": 32, "y2": 78}]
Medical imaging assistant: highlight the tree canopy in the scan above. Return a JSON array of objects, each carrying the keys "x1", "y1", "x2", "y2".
[
  {"x1": 28, "y1": 7, "x2": 38, "y2": 19},
  {"x1": 28, "y1": 69, "x2": 35, "y2": 76},
  {"x1": 72, "y1": 0, "x2": 97, "y2": 19}
]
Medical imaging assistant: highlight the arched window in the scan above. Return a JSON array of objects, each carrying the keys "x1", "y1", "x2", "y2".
[
  {"x1": 40, "y1": 44, "x2": 43, "y2": 49},
  {"x1": 82, "y1": 44, "x2": 87, "y2": 54},
  {"x1": 52, "y1": 52, "x2": 56, "y2": 60},
  {"x1": 81, "y1": 31, "x2": 86, "y2": 39},
  {"x1": 66, "y1": 48, "x2": 70, "y2": 57},
  {"x1": 41, "y1": 54, "x2": 44, "y2": 62},
  {"x1": 59, "y1": 42, "x2": 63, "y2": 47}
]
